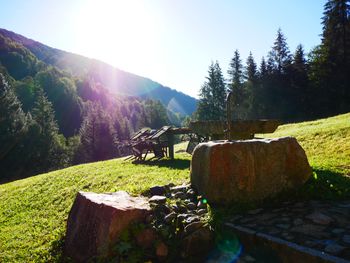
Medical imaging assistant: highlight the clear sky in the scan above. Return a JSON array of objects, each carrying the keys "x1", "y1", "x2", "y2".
[{"x1": 0, "y1": 0, "x2": 325, "y2": 98}]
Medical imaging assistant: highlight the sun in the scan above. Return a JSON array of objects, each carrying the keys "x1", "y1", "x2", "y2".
[{"x1": 73, "y1": 0, "x2": 159, "y2": 74}]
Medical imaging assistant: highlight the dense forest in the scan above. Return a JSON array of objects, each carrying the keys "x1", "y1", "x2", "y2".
[
  {"x1": 195, "y1": 0, "x2": 350, "y2": 122},
  {"x1": 0, "y1": 32, "x2": 177, "y2": 182}
]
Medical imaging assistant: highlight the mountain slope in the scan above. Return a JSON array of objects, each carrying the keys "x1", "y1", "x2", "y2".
[
  {"x1": 0, "y1": 28, "x2": 197, "y2": 116},
  {"x1": 0, "y1": 113, "x2": 350, "y2": 262}
]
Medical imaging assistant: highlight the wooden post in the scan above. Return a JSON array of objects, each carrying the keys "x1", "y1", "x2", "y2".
[
  {"x1": 226, "y1": 91, "x2": 234, "y2": 140},
  {"x1": 168, "y1": 133, "x2": 174, "y2": 160}
]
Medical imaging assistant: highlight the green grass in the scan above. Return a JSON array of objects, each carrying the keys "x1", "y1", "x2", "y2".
[
  {"x1": 263, "y1": 113, "x2": 350, "y2": 174},
  {"x1": 1, "y1": 113, "x2": 350, "y2": 262},
  {"x1": 0, "y1": 152, "x2": 191, "y2": 262}
]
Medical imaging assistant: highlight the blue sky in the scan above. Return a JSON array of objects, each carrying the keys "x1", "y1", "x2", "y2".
[{"x1": 0, "y1": 0, "x2": 325, "y2": 98}]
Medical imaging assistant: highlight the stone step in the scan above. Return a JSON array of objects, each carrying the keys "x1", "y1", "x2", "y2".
[{"x1": 224, "y1": 223, "x2": 350, "y2": 263}]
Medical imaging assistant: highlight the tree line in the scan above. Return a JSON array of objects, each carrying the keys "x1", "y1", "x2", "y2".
[
  {"x1": 195, "y1": 0, "x2": 350, "y2": 122},
  {"x1": 0, "y1": 61, "x2": 170, "y2": 182}
]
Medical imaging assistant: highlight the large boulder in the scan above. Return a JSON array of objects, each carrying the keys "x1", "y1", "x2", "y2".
[
  {"x1": 64, "y1": 191, "x2": 151, "y2": 262},
  {"x1": 190, "y1": 137, "x2": 312, "y2": 204}
]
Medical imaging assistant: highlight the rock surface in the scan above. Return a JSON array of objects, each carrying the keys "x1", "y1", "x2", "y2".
[
  {"x1": 191, "y1": 137, "x2": 312, "y2": 204},
  {"x1": 227, "y1": 199, "x2": 350, "y2": 261},
  {"x1": 65, "y1": 191, "x2": 151, "y2": 262}
]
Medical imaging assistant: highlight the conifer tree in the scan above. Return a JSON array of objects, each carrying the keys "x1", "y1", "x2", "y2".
[
  {"x1": 196, "y1": 61, "x2": 226, "y2": 120},
  {"x1": 228, "y1": 50, "x2": 244, "y2": 92},
  {"x1": 322, "y1": 0, "x2": 350, "y2": 65},
  {"x1": 268, "y1": 29, "x2": 292, "y2": 74},
  {"x1": 0, "y1": 73, "x2": 28, "y2": 160},
  {"x1": 227, "y1": 50, "x2": 248, "y2": 119},
  {"x1": 244, "y1": 52, "x2": 258, "y2": 118},
  {"x1": 31, "y1": 88, "x2": 66, "y2": 170},
  {"x1": 77, "y1": 103, "x2": 116, "y2": 162},
  {"x1": 245, "y1": 52, "x2": 258, "y2": 82}
]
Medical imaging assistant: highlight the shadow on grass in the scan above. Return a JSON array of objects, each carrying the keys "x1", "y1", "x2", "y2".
[
  {"x1": 278, "y1": 168, "x2": 350, "y2": 202},
  {"x1": 209, "y1": 168, "x2": 350, "y2": 226},
  {"x1": 48, "y1": 235, "x2": 67, "y2": 263},
  {"x1": 132, "y1": 158, "x2": 190, "y2": 170}
]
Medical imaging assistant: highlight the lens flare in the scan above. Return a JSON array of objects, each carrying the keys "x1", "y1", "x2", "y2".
[{"x1": 206, "y1": 235, "x2": 243, "y2": 263}]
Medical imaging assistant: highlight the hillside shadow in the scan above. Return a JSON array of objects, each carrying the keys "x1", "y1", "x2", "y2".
[{"x1": 133, "y1": 158, "x2": 190, "y2": 170}]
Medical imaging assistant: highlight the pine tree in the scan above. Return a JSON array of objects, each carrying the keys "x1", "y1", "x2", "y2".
[
  {"x1": 244, "y1": 52, "x2": 258, "y2": 118},
  {"x1": 291, "y1": 44, "x2": 310, "y2": 118},
  {"x1": 228, "y1": 50, "x2": 244, "y2": 92},
  {"x1": 259, "y1": 57, "x2": 268, "y2": 80},
  {"x1": 227, "y1": 50, "x2": 248, "y2": 119},
  {"x1": 195, "y1": 61, "x2": 226, "y2": 121},
  {"x1": 0, "y1": 73, "x2": 28, "y2": 161},
  {"x1": 322, "y1": 0, "x2": 350, "y2": 65},
  {"x1": 32, "y1": 89, "x2": 59, "y2": 138},
  {"x1": 309, "y1": 0, "x2": 350, "y2": 115},
  {"x1": 245, "y1": 52, "x2": 258, "y2": 82},
  {"x1": 212, "y1": 62, "x2": 227, "y2": 120},
  {"x1": 77, "y1": 103, "x2": 116, "y2": 162},
  {"x1": 268, "y1": 29, "x2": 292, "y2": 74},
  {"x1": 31, "y1": 88, "x2": 66, "y2": 170}
]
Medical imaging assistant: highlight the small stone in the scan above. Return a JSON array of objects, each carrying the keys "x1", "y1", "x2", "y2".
[
  {"x1": 276, "y1": 224, "x2": 290, "y2": 230},
  {"x1": 156, "y1": 242, "x2": 168, "y2": 259},
  {"x1": 164, "y1": 212, "x2": 176, "y2": 223},
  {"x1": 247, "y1": 208, "x2": 263, "y2": 215},
  {"x1": 290, "y1": 224, "x2": 329, "y2": 239},
  {"x1": 197, "y1": 208, "x2": 208, "y2": 215},
  {"x1": 186, "y1": 202, "x2": 197, "y2": 210},
  {"x1": 170, "y1": 185, "x2": 188, "y2": 193},
  {"x1": 185, "y1": 216, "x2": 200, "y2": 224},
  {"x1": 178, "y1": 213, "x2": 190, "y2": 222},
  {"x1": 197, "y1": 200, "x2": 207, "y2": 209},
  {"x1": 150, "y1": 186, "x2": 166, "y2": 196},
  {"x1": 293, "y1": 218, "x2": 303, "y2": 226},
  {"x1": 332, "y1": 228, "x2": 345, "y2": 235},
  {"x1": 324, "y1": 243, "x2": 346, "y2": 255},
  {"x1": 186, "y1": 188, "x2": 196, "y2": 195},
  {"x1": 342, "y1": 234, "x2": 350, "y2": 244},
  {"x1": 174, "y1": 191, "x2": 187, "y2": 199},
  {"x1": 154, "y1": 204, "x2": 171, "y2": 214},
  {"x1": 306, "y1": 211, "x2": 333, "y2": 225},
  {"x1": 149, "y1": 195, "x2": 167, "y2": 205},
  {"x1": 185, "y1": 221, "x2": 204, "y2": 234}
]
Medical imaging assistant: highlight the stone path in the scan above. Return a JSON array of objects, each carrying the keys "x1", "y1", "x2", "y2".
[{"x1": 225, "y1": 199, "x2": 350, "y2": 262}]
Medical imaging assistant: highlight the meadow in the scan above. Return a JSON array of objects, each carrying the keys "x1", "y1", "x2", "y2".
[{"x1": 1, "y1": 113, "x2": 350, "y2": 262}]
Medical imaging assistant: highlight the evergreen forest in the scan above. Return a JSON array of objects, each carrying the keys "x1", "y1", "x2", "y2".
[{"x1": 195, "y1": 0, "x2": 350, "y2": 122}]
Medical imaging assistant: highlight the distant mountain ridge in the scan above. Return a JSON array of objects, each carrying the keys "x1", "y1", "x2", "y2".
[{"x1": 0, "y1": 28, "x2": 197, "y2": 116}]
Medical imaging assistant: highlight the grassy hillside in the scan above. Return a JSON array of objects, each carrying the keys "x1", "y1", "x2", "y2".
[
  {"x1": 1, "y1": 114, "x2": 350, "y2": 262},
  {"x1": 264, "y1": 112, "x2": 350, "y2": 174}
]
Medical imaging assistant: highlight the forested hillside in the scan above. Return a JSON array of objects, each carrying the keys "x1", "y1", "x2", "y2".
[
  {"x1": 0, "y1": 28, "x2": 197, "y2": 116},
  {"x1": 0, "y1": 29, "x2": 186, "y2": 182}
]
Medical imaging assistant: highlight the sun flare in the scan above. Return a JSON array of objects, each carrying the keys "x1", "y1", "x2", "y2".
[{"x1": 74, "y1": 0, "x2": 159, "y2": 74}]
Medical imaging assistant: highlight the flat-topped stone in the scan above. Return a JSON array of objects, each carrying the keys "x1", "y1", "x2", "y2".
[
  {"x1": 65, "y1": 191, "x2": 151, "y2": 262},
  {"x1": 189, "y1": 119, "x2": 280, "y2": 139},
  {"x1": 190, "y1": 137, "x2": 312, "y2": 204}
]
